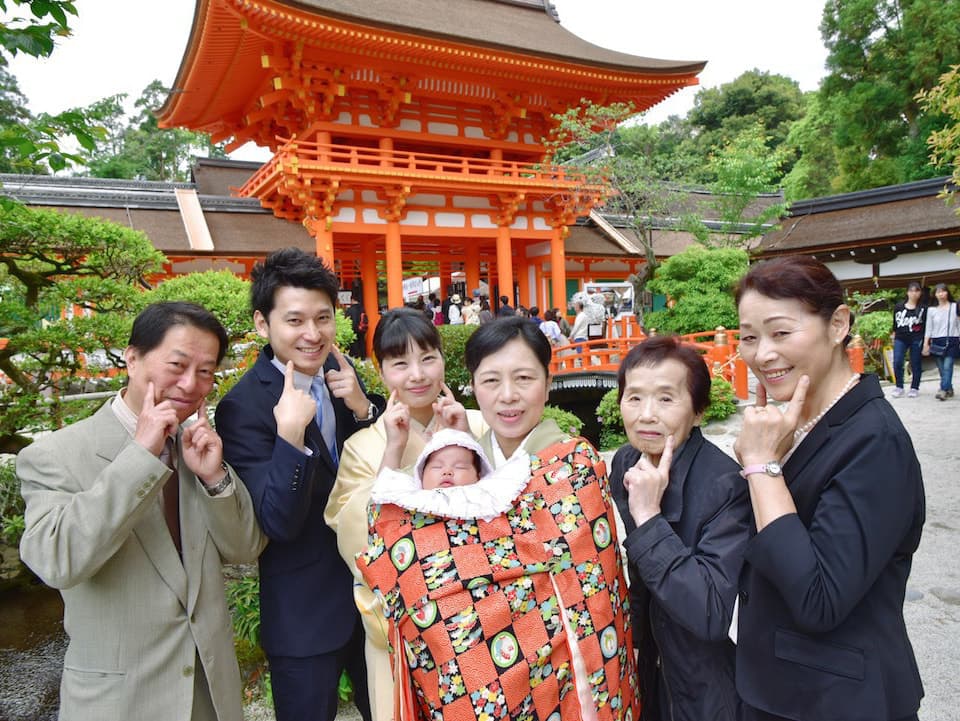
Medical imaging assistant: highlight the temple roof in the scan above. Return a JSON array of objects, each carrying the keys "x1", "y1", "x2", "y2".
[
  {"x1": 757, "y1": 177, "x2": 960, "y2": 254},
  {"x1": 285, "y1": 0, "x2": 703, "y2": 73},
  {"x1": 158, "y1": 0, "x2": 704, "y2": 135}
]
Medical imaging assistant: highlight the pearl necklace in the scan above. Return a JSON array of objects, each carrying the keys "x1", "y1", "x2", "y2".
[{"x1": 794, "y1": 373, "x2": 860, "y2": 439}]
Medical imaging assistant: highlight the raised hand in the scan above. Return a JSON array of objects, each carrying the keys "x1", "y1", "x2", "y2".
[
  {"x1": 181, "y1": 405, "x2": 226, "y2": 484},
  {"x1": 622, "y1": 435, "x2": 674, "y2": 526},
  {"x1": 432, "y1": 383, "x2": 470, "y2": 432},
  {"x1": 134, "y1": 381, "x2": 180, "y2": 456},
  {"x1": 734, "y1": 375, "x2": 808, "y2": 466},
  {"x1": 274, "y1": 360, "x2": 317, "y2": 449},
  {"x1": 383, "y1": 389, "x2": 410, "y2": 445},
  {"x1": 325, "y1": 347, "x2": 369, "y2": 417}
]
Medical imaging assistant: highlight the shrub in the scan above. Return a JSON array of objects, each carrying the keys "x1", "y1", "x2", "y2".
[
  {"x1": 596, "y1": 388, "x2": 628, "y2": 451},
  {"x1": 0, "y1": 458, "x2": 25, "y2": 547},
  {"x1": 704, "y1": 377, "x2": 738, "y2": 423},
  {"x1": 542, "y1": 405, "x2": 584, "y2": 436},
  {"x1": 437, "y1": 325, "x2": 478, "y2": 403},
  {"x1": 853, "y1": 309, "x2": 893, "y2": 374}
]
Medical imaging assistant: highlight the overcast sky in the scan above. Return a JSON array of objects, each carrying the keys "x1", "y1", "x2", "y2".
[{"x1": 8, "y1": 0, "x2": 829, "y2": 161}]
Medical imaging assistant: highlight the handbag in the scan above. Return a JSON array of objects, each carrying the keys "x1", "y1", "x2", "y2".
[{"x1": 930, "y1": 303, "x2": 960, "y2": 358}]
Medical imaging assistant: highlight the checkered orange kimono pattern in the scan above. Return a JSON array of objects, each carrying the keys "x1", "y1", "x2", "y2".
[{"x1": 358, "y1": 437, "x2": 641, "y2": 721}]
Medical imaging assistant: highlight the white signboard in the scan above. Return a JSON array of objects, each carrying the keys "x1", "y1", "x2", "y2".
[{"x1": 403, "y1": 277, "x2": 424, "y2": 300}]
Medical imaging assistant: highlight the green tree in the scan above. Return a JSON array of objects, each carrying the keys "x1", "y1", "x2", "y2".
[
  {"x1": 0, "y1": 1, "x2": 102, "y2": 176},
  {"x1": 780, "y1": 92, "x2": 842, "y2": 200},
  {"x1": 643, "y1": 246, "x2": 749, "y2": 335},
  {"x1": 683, "y1": 125, "x2": 789, "y2": 248},
  {"x1": 685, "y1": 70, "x2": 807, "y2": 183},
  {"x1": 817, "y1": 0, "x2": 960, "y2": 190},
  {"x1": 918, "y1": 64, "x2": 960, "y2": 211},
  {"x1": 0, "y1": 202, "x2": 164, "y2": 453},
  {"x1": 549, "y1": 101, "x2": 680, "y2": 298},
  {"x1": 85, "y1": 80, "x2": 227, "y2": 181}
]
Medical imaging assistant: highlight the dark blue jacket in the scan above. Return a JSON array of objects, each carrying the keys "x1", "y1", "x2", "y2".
[
  {"x1": 736, "y1": 375, "x2": 925, "y2": 720},
  {"x1": 611, "y1": 427, "x2": 750, "y2": 721},
  {"x1": 215, "y1": 345, "x2": 381, "y2": 657}
]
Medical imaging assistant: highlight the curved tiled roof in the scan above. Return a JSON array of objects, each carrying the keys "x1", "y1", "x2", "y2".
[{"x1": 288, "y1": 0, "x2": 703, "y2": 73}]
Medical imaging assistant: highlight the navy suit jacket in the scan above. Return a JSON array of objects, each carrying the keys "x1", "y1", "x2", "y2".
[
  {"x1": 736, "y1": 375, "x2": 925, "y2": 721},
  {"x1": 215, "y1": 345, "x2": 382, "y2": 657}
]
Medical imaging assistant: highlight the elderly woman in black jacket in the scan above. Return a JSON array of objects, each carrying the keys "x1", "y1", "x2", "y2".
[{"x1": 609, "y1": 336, "x2": 750, "y2": 721}]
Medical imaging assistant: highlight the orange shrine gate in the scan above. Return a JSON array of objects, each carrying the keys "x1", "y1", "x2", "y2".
[{"x1": 158, "y1": 0, "x2": 704, "y2": 333}]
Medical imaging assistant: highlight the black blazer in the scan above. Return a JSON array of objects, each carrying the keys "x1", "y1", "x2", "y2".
[
  {"x1": 611, "y1": 428, "x2": 749, "y2": 721},
  {"x1": 215, "y1": 345, "x2": 382, "y2": 657},
  {"x1": 736, "y1": 374, "x2": 925, "y2": 721}
]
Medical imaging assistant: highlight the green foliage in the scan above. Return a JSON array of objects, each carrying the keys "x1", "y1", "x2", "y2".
[
  {"x1": 0, "y1": 1, "x2": 77, "y2": 60},
  {"x1": 338, "y1": 671, "x2": 354, "y2": 703},
  {"x1": 0, "y1": 2, "x2": 105, "y2": 175},
  {"x1": 683, "y1": 125, "x2": 788, "y2": 248},
  {"x1": 0, "y1": 457, "x2": 25, "y2": 546},
  {"x1": 541, "y1": 405, "x2": 583, "y2": 437},
  {"x1": 352, "y1": 356, "x2": 387, "y2": 398},
  {"x1": 437, "y1": 324, "x2": 478, "y2": 402},
  {"x1": 596, "y1": 388, "x2": 628, "y2": 451},
  {"x1": 139, "y1": 270, "x2": 251, "y2": 339},
  {"x1": 644, "y1": 247, "x2": 748, "y2": 335},
  {"x1": 0, "y1": 203, "x2": 164, "y2": 453},
  {"x1": 919, "y1": 64, "x2": 960, "y2": 210},
  {"x1": 685, "y1": 69, "x2": 807, "y2": 182},
  {"x1": 815, "y1": 0, "x2": 960, "y2": 192},
  {"x1": 83, "y1": 80, "x2": 227, "y2": 182},
  {"x1": 854, "y1": 308, "x2": 894, "y2": 374},
  {"x1": 704, "y1": 377, "x2": 738, "y2": 423},
  {"x1": 226, "y1": 575, "x2": 261, "y2": 648}
]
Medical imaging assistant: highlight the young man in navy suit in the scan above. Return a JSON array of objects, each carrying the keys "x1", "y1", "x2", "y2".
[{"x1": 216, "y1": 248, "x2": 380, "y2": 721}]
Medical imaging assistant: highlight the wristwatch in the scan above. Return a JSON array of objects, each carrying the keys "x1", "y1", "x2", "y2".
[
  {"x1": 204, "y1": 461, "x2": 233, "y2": 497},
  {"x1": 740, "y1": 461, "x2": 783, "y2": 479},
  {"x1": 353, "y1": 400, "x2": 378, "y2": 422}
]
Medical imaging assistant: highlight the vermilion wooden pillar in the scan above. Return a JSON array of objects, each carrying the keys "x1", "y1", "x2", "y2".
[
  {"x1": 361, "y1": 237, "x2": 379, "y2": 357},
  {"x1": 550, "y1": 226, "x2": 567, "y2": 312},
  {"x1": 496, "y1": 225, "x2": 513, "y2": 305},
  {"x1": 386, "y1": 222, "x2": 403, "y2": 309}
]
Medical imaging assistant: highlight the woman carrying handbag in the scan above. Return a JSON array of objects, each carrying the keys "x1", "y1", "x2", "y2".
[{"x1": 922, "y1": 283, "x2": 960, "y2": 400}]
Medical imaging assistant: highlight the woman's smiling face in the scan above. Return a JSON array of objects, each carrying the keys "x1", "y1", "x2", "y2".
[
  {"x1": 737, "y1": 290, "x2": 841, "y2": 403},
  {"x1": 472, "y1": 337, "x2": 550, "y2": 457}
]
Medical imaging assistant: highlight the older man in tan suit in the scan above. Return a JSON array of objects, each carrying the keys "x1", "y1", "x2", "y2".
[{"x1": 17, "y1": 302, "x2": 267, "y2": 721}]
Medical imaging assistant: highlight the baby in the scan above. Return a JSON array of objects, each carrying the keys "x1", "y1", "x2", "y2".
[
  {"x1": 370, "y1": 428, "x2": 527, "y2": 521},
  {"x1": 419, "y1": 441, "x2": 483, "y2": 490}
]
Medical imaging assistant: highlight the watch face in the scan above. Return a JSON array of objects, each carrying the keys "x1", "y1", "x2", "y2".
[{"x1": 765, "y1": 462, "x2": 783, "y2": 476}]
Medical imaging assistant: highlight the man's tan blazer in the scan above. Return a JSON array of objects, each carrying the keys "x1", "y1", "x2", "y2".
[{"x1": 17, "y1": 400, "x2": 267, "y2": 721}]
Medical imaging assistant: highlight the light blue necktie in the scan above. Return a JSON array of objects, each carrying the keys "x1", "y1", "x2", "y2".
[{"x1": 310, "y1": 376, "x2": 339, "y2": 466}]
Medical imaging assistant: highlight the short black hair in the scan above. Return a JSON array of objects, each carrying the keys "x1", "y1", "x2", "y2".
[
  {"x1": 465, "y1": 317, "x2": 551, "y2": 377},
  {"x1": 250, "y1": 247, "x2": 339, "y2": 319},
  {"x1": 616, "y1": 335, "x2": 710, "y2": 414},
  {"x1": 128, "y1": 301, "x2": 229, "y2": 364},
  {"x1": 373, "y1": 307, "x2": 443, "y2": 363}
]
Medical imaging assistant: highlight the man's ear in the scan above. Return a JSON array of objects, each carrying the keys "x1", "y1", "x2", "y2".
[{"x1": 253, "y1": 310, "x2": 270, "y2": 340}]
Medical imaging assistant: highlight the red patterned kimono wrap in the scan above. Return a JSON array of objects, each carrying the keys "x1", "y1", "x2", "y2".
[{"x1": 358, "y1": 438, "x2": 641, "y2": 721}]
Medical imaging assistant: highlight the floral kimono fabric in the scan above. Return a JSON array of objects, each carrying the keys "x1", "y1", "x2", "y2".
[{"x1": 359, "y1": 438, "x2": 641, "y2": 721}]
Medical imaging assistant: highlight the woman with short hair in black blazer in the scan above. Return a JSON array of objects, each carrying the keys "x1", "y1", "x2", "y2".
[{"x1": 733, "y1": 255, "x2": 925, "y2": 721}]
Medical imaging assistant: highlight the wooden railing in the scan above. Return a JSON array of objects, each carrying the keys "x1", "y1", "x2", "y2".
[{"x1": 240, "y1": 137, "x2": 605, "y2": 196}]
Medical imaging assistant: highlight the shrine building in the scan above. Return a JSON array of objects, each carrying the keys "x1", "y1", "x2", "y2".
[{"x1": 157, "y1": 0, "x2": 704, "y2": 325}]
